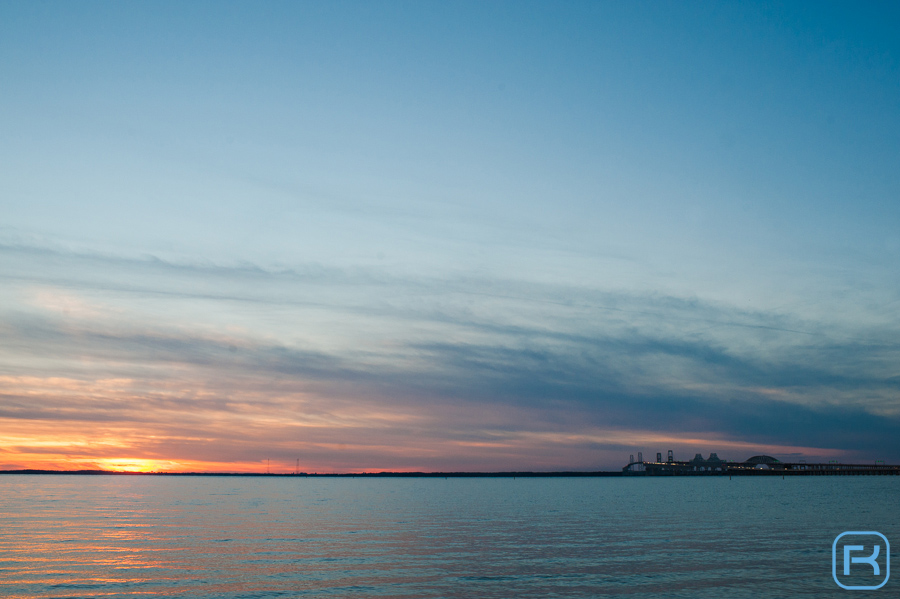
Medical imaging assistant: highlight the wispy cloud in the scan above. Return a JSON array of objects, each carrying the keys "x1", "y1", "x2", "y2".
[{"x1": 1, "y1": 243, "x2": 899, "y2": 470}]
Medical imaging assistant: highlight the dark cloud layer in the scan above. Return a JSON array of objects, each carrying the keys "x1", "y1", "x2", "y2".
[{"x1": 2, "y1": 244, "x2": 899, "y2": 468}]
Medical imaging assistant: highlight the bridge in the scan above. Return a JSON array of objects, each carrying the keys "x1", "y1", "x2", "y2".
[{"x1": 622, "y1": 452, "x2": 900, "y2": 475}]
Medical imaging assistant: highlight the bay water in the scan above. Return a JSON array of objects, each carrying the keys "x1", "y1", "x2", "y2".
[{"x1": 1, "y1": 475, "x2": 897, "y2": 598}]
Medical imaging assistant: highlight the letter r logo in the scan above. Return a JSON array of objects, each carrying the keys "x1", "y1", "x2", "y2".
[
  {"x1": 833, "y1": 532, "x2": 890, "y2": 590},
  {"x1": 844, "y1": 544, "x2": 880, "y2": 576}
]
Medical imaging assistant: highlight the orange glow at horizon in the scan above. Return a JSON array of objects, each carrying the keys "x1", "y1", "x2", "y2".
[
  {"x1": 0, "y1": 452, "x2": 293, "y2": 474},
  {"x1": 95, "y1": 458, "x2": 181, "y2": 472},
  {"x1": 0, "y1": 375, "x2": 860, "y2": 473},
  {"x1": 0, "y1": 425, "x2": 855, "y2": 474}
]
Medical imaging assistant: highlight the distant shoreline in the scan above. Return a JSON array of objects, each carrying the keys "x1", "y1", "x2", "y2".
[
  {"x1": 3, "y1": 469, "x2": 897, "y2": 477},
  {"x1": 0, "y1": 469, "x2": 623, "y2": 477}
]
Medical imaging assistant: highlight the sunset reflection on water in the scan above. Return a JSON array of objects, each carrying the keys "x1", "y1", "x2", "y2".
[{"x1": 1, "y1": 475, "x2": 898, "y2": 598}]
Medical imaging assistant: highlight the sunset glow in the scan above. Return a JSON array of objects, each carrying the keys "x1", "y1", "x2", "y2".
[{"x1": 2, "y1": 2, "x2": 900, "y2": 471}]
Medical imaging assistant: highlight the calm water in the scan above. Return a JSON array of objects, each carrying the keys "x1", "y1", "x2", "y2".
[{"x1": 0, "y1": 475, "x2": 897, "y2": 598}]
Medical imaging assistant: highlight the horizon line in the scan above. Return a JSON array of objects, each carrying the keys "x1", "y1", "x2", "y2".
[{"x1": 0, "y1": 469, "x2": 622, "y2": 477}]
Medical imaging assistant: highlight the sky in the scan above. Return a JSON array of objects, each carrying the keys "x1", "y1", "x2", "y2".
[{"x1": 1, "y1": 1, "x2": 899, "y2": 472}]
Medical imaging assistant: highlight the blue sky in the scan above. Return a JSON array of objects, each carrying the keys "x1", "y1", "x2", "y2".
[{"x1": 1, "y1": 1, "x2": 899, "y2": 471}]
